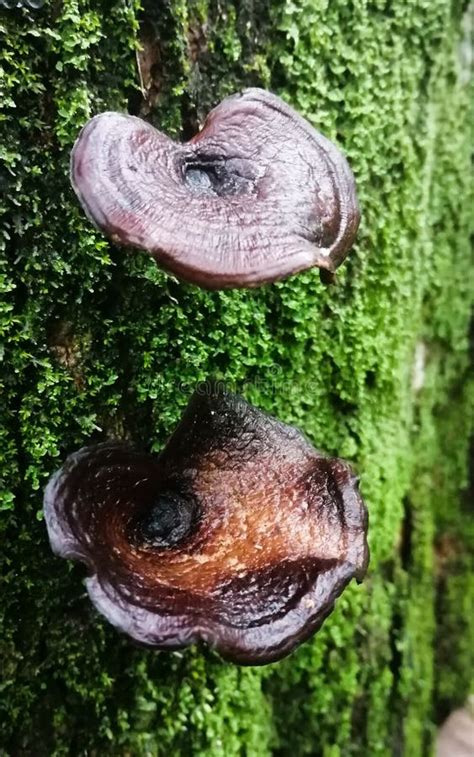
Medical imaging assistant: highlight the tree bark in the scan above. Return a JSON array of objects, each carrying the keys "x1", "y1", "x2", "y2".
[{"x1": 0, "y1": 1, "x2": 472, "y2": 754}]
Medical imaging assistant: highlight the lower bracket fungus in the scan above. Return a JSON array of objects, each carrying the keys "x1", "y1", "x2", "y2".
[
  {"x1": 44, "y1": 383, "x2": 369, "y2": 665},
  {"x1": 70, "y1": 88, "x2": 360, "y2": 289}
]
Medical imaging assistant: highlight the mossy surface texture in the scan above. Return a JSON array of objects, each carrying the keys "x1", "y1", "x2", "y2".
[{"x1": 0, "y1": 0, "x2": 472, "y2": 754}]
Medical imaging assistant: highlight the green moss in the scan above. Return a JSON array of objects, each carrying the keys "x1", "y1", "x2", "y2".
[{"x1": 0, "y1": 0, "x2": 472, "y2": 754}]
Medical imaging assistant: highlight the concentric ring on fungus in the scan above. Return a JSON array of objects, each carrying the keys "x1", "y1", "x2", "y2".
[
  {"x1": 44, "y1": 382, "x2": 369, "y2": 664},
  {"x1": 70, "y1": 88, "x2": 360, "y2": 289}
]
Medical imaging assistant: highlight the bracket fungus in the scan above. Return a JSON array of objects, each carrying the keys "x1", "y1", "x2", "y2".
[
  {"x1": 71, "y1": 88, "x2": 360, "y2": 289},
  {"x1": 44, "y1": 383, "x2": 369, "y2": 664}
]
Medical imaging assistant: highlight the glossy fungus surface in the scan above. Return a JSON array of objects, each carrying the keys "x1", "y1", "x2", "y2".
[
  {"x1": 71, "y1": 88, "x2": 360, "y2": 288},
  {"x1": 44, "y1": 384, "x2": 369, "y2": 664}
]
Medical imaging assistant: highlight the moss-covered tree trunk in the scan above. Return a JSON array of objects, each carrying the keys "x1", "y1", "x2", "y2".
[{"x1": 1, "y1": 1, "x2": 472, "y2": 754}]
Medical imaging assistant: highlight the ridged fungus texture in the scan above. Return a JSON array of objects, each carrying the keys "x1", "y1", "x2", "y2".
[
  {"x1": 44, "y1": 383, "x2": 369, "y2": 664},
  {"x1": 70, "y1": 88, "x2": 360, "y2": 289}
]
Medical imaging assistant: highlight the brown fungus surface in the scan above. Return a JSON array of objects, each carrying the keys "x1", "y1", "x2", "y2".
[
  {"x1": 44, "y1": 384, "x2": 369, "y2": 664},
  {"x1": 70, "y1": 89, "x2": 360, "y2": 289}
]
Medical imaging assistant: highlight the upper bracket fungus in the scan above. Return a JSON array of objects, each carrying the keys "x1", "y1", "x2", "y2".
[
  {"x1": 71, "y1": 88, "x2": 360, "y2": 289},
  {"x1": 44, "y1": 383, "x2": 369, "y2": 665}
]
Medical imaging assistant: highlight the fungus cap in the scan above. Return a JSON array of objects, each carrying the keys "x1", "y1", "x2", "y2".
[
  {"x1": 44, "y1": 383, "x2": 369, "y2": 664},
  {"x1": 71, "y1": 89, "x2": 360, "y2": 289}
]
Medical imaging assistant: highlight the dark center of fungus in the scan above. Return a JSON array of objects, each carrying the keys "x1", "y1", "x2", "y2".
[
  {"x1": 137, "y1": 492, "x2": 198, "y2": 549},
  {"x1": 183, "y1": 156, "x2": 254, "y2": 197}
]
